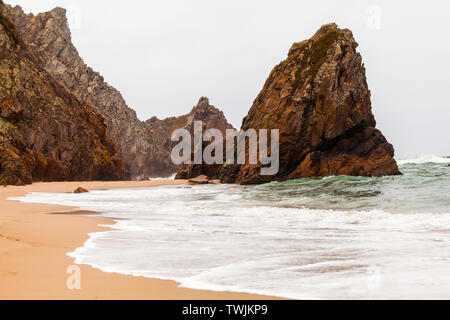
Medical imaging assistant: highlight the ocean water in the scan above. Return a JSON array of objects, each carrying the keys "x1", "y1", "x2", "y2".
[{"x1": 11, "y1": 155, "x2": 450, "y2": 299}]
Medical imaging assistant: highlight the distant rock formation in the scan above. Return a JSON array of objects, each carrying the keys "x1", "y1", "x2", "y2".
[
  {"x1": 177, "y1": 23, "x2": 401, "y2": 184},
  {"x1": 0, "y1": 1, "x2": 124, "y2": 185},
  {"x1": 145, "y1": 96, "x2": 233, "y2": 177},
  {"x1": 4, "y1": 4, "x2": 232, "y2": 179}
]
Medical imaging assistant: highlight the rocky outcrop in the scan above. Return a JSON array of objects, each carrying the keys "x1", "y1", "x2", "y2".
[
  {"x1": 3, "y1": 4, "x2": 158, "y2": 179},
  {"x1": 145, "y1": 96, "x2": 233, "y2": 176},
  {"x1": 4, "y1": 4, "x2": 232, "y2": 179},
  {"x1": 0, "y1": 1, "x2": 124, "y2": 185},
  {"x1": 187, "y1": 175, "x2": 221, "y2": 185},
  {"x1": 147, "y1": 97, "x2": 232, "y2": 138},
  {"x1": 177, "y1": 23, "x2": 400, "y2": 184},
  {"x1": 188, "y1": 175, "x2": 209, "y2": 185},
  {"x1": 74, "y1": 187, "x2": 89, "y2": 194}
]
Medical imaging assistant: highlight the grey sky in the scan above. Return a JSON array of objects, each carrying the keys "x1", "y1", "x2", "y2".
[{"x1": 6, "y1": 0, "x2": 450, "y2": 159}]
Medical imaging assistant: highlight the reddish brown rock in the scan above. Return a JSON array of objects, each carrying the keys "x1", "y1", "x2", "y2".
[
  {"x1": 188, "y1": 175, "x2": 210, "y2": 185},
  {"x1": 177, "y1": 23, "x2": 400, "y2": 184},
  {"x1": 145, "y1": 96, "x2": 234, "y2": 176},
  {"x1": 74, "y1": 187, "x2": 89, "y2": 194},
  {"x1": 2, "y1": 4, "x2": 156, "y2": 179},
  {"x1": 0, "y1": 2, "x2": 124, "y2": 186},
  {"x1": 4, "y1": 4, "x2": 232, "y2": 179}
]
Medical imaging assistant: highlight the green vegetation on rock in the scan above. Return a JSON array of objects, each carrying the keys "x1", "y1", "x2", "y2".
[{"x1": 293, "y1": 29, "x2": 339, "y2": 90}]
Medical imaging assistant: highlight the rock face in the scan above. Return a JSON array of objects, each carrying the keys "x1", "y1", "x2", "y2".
[
  {"x1": 177, "y1": 23, "x2": 400, "y2": 184},
  {"x1": 0, "y1": 2, "x2": 124, "y2": 185},
  {"x1": 4, "y1": 5, "x2": 232, "y2": 179},
  {"x1": 4, "y1": 4, "x2": 158, "y2": 179},
  {"x1": 146, "y1": 96, "x2": 233, "y2": 176}
]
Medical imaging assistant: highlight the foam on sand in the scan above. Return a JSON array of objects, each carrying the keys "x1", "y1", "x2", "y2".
[{"x1": 10, "y1": 162, "x2": 450, "y2": 299}]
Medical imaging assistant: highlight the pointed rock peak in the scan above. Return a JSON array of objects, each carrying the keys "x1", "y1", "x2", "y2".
[
  {"x1": 50, "y1": 7, "x2": 67, "y2": 14},
  {"x1": 182, "y1": 97, "x2": 234, "y2": 130},
  {"x1": 197, "y1": 96, "x2": 210, "y2": 105},
  {"x1": 177, "y1": 23, "x2": 400, "y2": 184},
  {"x1": 191, "y1": 96, "x2": 213, "y2": 114},
  {"x1": 8, "y1": 5, "x2": 71, "y2": 43},
  {"x1": 38, "y1": 7, "x2": 70, "y2": 28},
  {"x1": 311, "y1": 22, "x2": 338, "y2": 39},
  {"x1": 287, "y1": 22, "x2": 358, "y2": 60},
  {"x1": 192, "y1": 96, "x2": 210, "y2": 110}
]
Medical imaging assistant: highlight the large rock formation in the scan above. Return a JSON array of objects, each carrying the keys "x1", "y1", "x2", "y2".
[
  {"x1": 0, "y1": 1, "x2": 124, "y2": 185},
  {"x1": 177, "y1": 23, "x2": 400, "y2": 184},
  {"x1": 4, "y1": 4, "x2": 232, "y2": 179},
  {"x1": 3, "y1": 4, "x2": 159, "y2": 179},
  {"x1": 146, "y1": 96, "x2": 233, "y2": 176}
]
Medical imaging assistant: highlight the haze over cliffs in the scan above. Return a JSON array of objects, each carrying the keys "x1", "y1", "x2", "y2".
[
  {"x1": 0, "y1": 2, "x2": 232, "y2": 183},
  {"x1": 177, "y1": 23, "x2": 400, "y2": 184},
  {"x1": 1, "y1": 1, "x2": 399, "y2": 185}
]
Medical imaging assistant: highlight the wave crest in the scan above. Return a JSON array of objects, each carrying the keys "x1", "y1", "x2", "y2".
[{"x1": 397, "y1": 154, "x2": 450, "y2": 165}]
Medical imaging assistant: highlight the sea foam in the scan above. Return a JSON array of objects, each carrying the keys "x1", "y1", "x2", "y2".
[
  {"x1": 9, "y1": 162, "x2": 450, "y2": 299},
  {"x1": 397, "y1": 154, "x2": 450, "y2": 165}
]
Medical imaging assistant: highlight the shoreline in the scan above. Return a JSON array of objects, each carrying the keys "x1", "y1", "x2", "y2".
[{"x1": 0, "y1": 180, "x2": 279, "y2": 300}]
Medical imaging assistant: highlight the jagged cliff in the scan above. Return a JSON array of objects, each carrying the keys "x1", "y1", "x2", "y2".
[
  {"x1": 145, "y1": 97, "x2": 233, "y2": 177},
  {"x1": 3, "y1": 2, "x2": 396, "y2": 185},
  {"x1": 3, "y1": 4, "x2": 159, "y2": 179},
  {"x1": 4, "y1": 4, "x2": 232, "y2": 179},
  {"x1": 0, "y1": 1, "x2": 124, "y2": 185},
  {"x1": 177, "y1": 23, "x2": 400, "y2": 184}
]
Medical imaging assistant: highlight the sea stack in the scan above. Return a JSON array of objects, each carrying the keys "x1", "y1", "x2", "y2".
[{"x1": 177, "y1": 23, "x2": 401, "y2": 184}]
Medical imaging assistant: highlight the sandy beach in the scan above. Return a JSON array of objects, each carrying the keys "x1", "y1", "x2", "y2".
[{"x1": 0, "y1": 180, "x2": 277, "y2": 300}]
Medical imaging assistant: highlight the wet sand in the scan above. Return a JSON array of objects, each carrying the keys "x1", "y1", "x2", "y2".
[{"x1": 0, "y1": 181, "x2": 278, "y2": 300}]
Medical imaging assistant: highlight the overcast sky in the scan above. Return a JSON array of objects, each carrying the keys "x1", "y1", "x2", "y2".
[{"x1": 7, "y1": 0, "x2": 450, "y2": 159}]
